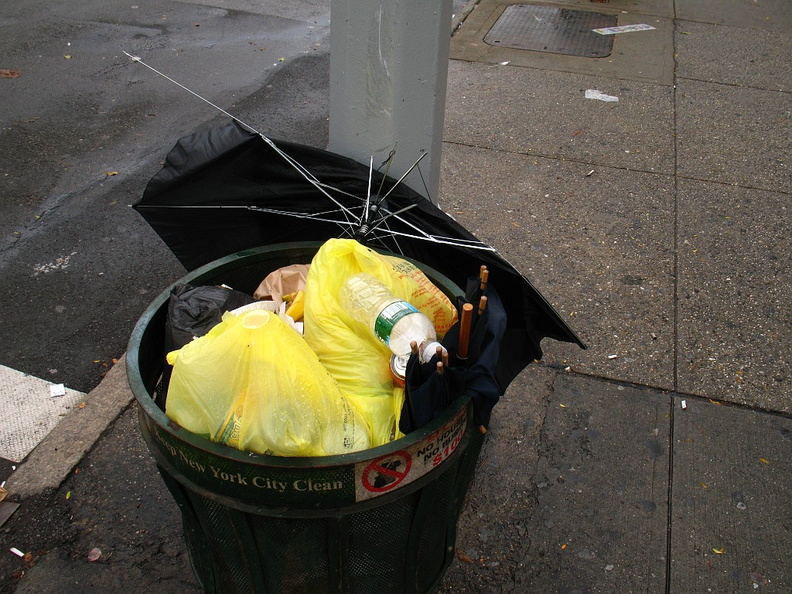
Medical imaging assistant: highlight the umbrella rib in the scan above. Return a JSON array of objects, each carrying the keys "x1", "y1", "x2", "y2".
[
  {"x1": 123, "y1": 51, "x2": 357, "y2": 228},
  {"x1": 380, "y1": 151, "x2": 428, "y2": 201},
  {"x1": 248, "y1": 206, "x2": 360, "y2": 227},
  {"x1": 362, "y1": 156, "x2": 373, "y2": 229},
  {"x1": 136, "y1": 203, "x2": 361, "y2": 228},
  {"x1": 371, "y1": 204, "x2": 495, "y2": 250},
  {"x1": 376, "y1": 227, "x2": 497, "y2": 250},
  {"x1": 255, "y1": 138, "x2": 359, "y2": 227},
  {"x1": 366, "y1": 231, "x2": 404, "y2": 256},
  {"x1": 376, "y1": 145, "x2": 398, "y2": 198},
  {"x1": 366, "y1": 203, "x2": 418, "y2": 233}
]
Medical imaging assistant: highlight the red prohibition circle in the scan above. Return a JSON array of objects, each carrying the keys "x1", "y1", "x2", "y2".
[{"x1": 361, "y1": 451, "x2": 412, "y2": 493}]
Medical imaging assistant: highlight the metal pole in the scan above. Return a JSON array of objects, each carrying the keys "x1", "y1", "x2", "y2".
[{"x1": 328, "y1": 0, "x2": 454, "y2": 204}]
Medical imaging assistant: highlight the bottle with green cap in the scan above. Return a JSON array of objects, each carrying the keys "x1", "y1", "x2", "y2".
[{"x1": 340, "y1": 273, "x2": 443, "y2": 363}]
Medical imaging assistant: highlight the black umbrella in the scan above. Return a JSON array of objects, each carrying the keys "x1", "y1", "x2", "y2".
[
  {"x1": 400, "y1": 272, "x2": 508, "y2": 433},
  {"x1": 134, "y1": 120, "x2": 585, "y2": 401}
]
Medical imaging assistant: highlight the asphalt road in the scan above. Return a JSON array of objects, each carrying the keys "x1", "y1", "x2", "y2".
[{"x1": 0, "y1": 0, "x2": 333, "y2": 394}]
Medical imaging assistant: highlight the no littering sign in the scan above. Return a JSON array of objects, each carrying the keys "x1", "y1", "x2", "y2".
[
  {"x1": 354, "y1": 406, "x2": 468, "y2": 502},
  {"x1": 361, "y1": 451, "x2": 412, "y2": 493}
]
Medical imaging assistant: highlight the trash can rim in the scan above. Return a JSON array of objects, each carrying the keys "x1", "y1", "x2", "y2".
[{"x1": 127, "y1": 240, "x2": 467, "y2": 468}]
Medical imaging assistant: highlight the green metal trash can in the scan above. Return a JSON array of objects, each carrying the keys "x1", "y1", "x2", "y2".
[{"x1": 127, "y1": 242, "x2": 484, "y2": 593}]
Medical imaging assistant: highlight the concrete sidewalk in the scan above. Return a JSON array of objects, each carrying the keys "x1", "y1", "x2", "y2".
[
  {"x1": 440, "y1": 0, "x2": 791, "y2": 590},
  {"x1": 3, "y1": 0, "x2": 791, "y2": 592}
]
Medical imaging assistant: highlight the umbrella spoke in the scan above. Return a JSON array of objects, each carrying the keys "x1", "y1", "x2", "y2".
[
  {"x1": 124, "y1": 52, "x2": 360, "y2": 227},
  {"x1": 248, "y1": 207, "x2": 359, "y2": 228},
  {"x1": 380, "y1": 152, "x2": 428, "y2": 202}
]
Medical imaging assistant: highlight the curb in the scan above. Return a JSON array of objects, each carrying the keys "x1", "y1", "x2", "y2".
[{"x1": 4, "y1": 356, "x2": 133, "y2": 501}]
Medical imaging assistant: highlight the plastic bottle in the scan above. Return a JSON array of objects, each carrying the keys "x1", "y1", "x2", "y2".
[{"x1": 340, "y1": 273, "x2": 443, "y2": 362}]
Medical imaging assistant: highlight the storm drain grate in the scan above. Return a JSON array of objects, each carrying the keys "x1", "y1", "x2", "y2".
[{"x1": 484, "y1": 4, "x2": 617, "y2": 57}]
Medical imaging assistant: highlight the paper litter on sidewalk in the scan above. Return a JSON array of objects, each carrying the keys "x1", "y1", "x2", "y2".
[
  {"x1": 593, "y1": 24, "x2": 656, "y2": 35},
  {"x1": 0, "y1": 365, "x2": 85, "y2": 463},
  {"x1": 585, "y1": 89, "x2": 619, "y2": 102}
]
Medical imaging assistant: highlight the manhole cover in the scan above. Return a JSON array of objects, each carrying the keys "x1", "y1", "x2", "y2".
[{"x1": 484, "y1": 4, "x2": 617, "y2": 57}]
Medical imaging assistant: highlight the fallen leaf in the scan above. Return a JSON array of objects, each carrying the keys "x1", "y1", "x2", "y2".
[
  {"x1": 65, "y1": 491, "x2": 71, "y2": 500},
  {"x1": 561, "y1": 543, "x2": 568, "y2": 550},
  {"x1": 64, "y1": 55, "x2": 72, "y2": 59},
  {"x1": 759, "y1": 458, "x2": 770, "y2": 465},
  {"x1": 712, "y1": 547, "x2": 725, "y2": 554},
  {"x1": 87, "y1": 547, "x2": 102, "y2": 562},
  {"x1": 456, "y1": 550, "x2": 474, "y2": 564},
  {"x1": 103, "y1": 171, "x2": 118, "y2": 177},
  {"x1": 559, "y1": 403, "x2": 567, "y2": 408},
  {"x1": 78, "y1": 402, "x2": 87, "y2": 409},
  {"x1": 0, "y1": 69, "x2": 21, "y2": 78}
]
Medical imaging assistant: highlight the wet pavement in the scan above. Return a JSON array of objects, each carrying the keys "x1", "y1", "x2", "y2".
[{"x1": 2, "y1": 0, "x2": 790, "y2": 592}]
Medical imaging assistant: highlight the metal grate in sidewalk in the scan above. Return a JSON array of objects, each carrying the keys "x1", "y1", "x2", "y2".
[{"x1": 484, "y1": 4, "x2": 617, "y2": 57}]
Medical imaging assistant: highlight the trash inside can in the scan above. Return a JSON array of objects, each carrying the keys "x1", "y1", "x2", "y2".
[{"x1": 127, "y1": 242, "x2": 483, "y2": 594}]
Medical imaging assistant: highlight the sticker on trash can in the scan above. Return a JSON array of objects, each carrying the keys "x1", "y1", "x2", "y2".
[
  {"x1": 361, "y1": 451, "x2": 412, "y2": 493},
  {"x1": 354, "y1": 406, "x2": 467, "y2": 501}
]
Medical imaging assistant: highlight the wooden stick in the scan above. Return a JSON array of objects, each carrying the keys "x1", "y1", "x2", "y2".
[
  {"x1": 479, "y1": 266, "x2": 489, "y2": 292},
  {"x1": 478, "y1": 295, "x2": 488, "y2": 316},
  {"x1": 458, "y1": 303, "x2": 474, "y2": 359}
]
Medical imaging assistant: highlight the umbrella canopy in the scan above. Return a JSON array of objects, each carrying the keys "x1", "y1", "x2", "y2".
[{"x1": 134, "y1": 120, "x2": 585, "y2": 393}]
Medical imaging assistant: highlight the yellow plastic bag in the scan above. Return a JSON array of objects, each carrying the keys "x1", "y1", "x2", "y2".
[
  {"x1": 165, "y1": 308, "x2": 370, "y2": 456},
  {"x1": 303, "y1": 239, "x2": 457, "y2": 446}
]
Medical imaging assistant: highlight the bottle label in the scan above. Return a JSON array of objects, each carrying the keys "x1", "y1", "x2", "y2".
[
  {"x1": 374, "y1": 301, "x2": 419, "y2": 345},
  {"x1": 215, "y1": 402, "x2": 244, "y2": 448}
]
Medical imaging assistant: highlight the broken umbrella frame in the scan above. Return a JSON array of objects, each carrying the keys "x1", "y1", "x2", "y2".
[{"x1": 127, "y1": 53, "x2": 586, "y2": 433}]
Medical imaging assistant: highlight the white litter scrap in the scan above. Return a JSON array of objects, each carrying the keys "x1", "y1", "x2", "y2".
[
  {"x1": 0, "y1": 365, "x2": 85, "y2": 463},
  {"x1": 585, "y1": 89, "x2": 619, "y2": 102},
  {"x1": 50, "y1": 383, "x2": 67, "y2": 397},
  {"x1": 593, "y1": 24, "x2": 656, "y2": 35}
]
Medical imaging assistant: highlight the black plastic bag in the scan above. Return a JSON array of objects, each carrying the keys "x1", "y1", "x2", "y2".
[{"x1": 165, "y1": 283, "x2": 255, "y2": 352}]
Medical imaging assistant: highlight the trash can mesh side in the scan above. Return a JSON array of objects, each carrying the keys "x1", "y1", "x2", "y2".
[
  {"x1": 249, "y1": 514, "x2": 332, "y2": 591},
  {"x1": 154, "y1": 436, "x2": 478, "y2": 593},
  {"x1": 414, "y1": 474, "x2": 457, "y2": 592},
  {"x1": 192, "y1": 495, "x2": 259, "y2": 593},
  {"x1": 345, "y1": 494, "x2": 418, "y2": 592}
]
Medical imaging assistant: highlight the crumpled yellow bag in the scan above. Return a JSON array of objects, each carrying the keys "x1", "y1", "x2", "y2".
[
  {"x1": 165, "y1": 308, "x2": 370, "y2": 456},
  {"x1": 303, "y1": 239, "x2": 457, "y2": 446}
]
